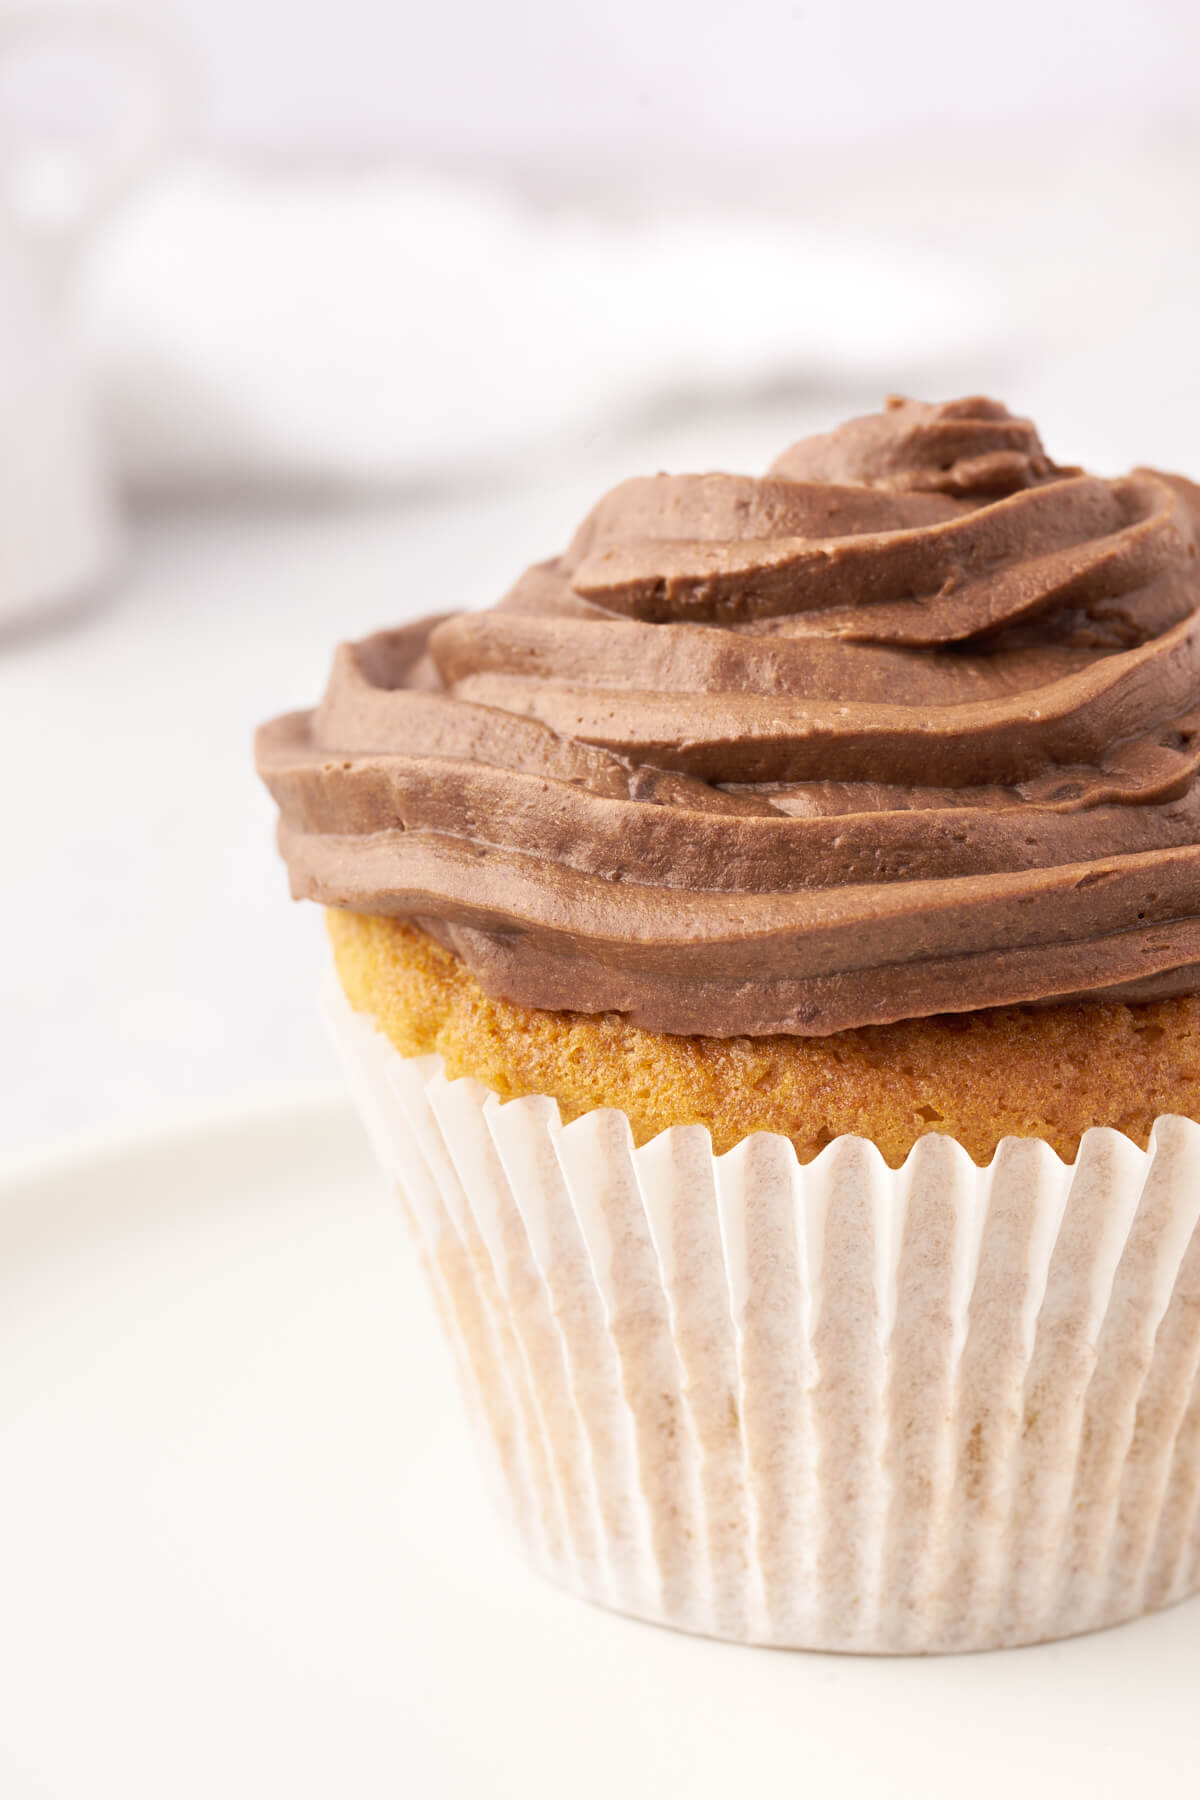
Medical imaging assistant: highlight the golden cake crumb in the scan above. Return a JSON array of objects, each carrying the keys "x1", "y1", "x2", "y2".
[{"x1": 327, "y1": 909, "x2": 1200, "y2": 1167}]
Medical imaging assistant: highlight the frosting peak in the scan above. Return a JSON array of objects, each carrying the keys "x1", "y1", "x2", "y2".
[
  {"x1": 769, "y1": 393, "x2": 1066, "y2": 496},
  {"x1": 257, "y1": 398, "x2": 1200, "y2": 1036}
]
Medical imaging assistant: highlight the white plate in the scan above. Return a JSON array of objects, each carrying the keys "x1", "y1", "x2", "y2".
[{"x1": 0, "y1": 1095, "x2": 1196, "y2": 1800}]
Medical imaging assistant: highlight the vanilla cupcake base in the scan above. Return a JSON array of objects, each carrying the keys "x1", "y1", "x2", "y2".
[{"x1": 326, "y1": 979, "x2": 1200, "y2": 1654}]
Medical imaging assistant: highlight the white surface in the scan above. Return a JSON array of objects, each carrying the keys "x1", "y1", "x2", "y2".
[{"x1": 0, "y1": 1094, "x2": 1197, "y2": 1799}]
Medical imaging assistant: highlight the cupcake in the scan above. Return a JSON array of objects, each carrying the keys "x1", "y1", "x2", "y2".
[{"x1": 256, "y1": 396, "x2": 1200, "y2": 1653}]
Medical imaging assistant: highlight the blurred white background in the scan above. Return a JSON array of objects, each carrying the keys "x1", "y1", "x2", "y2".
[
  {"x1": 160, "y1": 0, "x2": 1200, "y2": 159},
  {"x1": 4, "y1": 0, "x2": 1200, "y2": 1151}
]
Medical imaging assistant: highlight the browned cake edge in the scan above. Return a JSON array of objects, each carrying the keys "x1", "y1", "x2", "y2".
[{"x1": 327, "y1": 909, "x2": 1200, "y2": 1167}]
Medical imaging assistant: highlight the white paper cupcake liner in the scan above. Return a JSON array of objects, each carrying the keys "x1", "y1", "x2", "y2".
[{"x1": 324, "y1": 980, "x2": 1200, "y2": 1653}]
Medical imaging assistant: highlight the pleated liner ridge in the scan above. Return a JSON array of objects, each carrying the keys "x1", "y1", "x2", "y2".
[{"x1": 325, "y1": 981, "x2": 1200, "y2": 1654}]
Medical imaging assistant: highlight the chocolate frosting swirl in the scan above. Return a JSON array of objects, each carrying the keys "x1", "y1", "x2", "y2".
[{"x1": 256, "y1": 397, "x2": 1200, "y2": 1036}]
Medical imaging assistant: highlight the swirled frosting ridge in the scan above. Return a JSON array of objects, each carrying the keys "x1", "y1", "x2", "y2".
[{"x1": 257, "y1": 396, "x2": 1200, "y2": 1036}]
